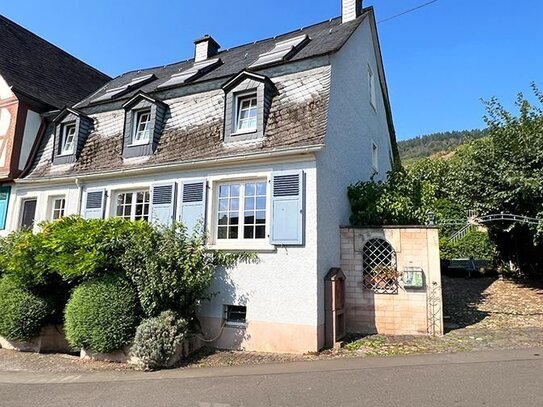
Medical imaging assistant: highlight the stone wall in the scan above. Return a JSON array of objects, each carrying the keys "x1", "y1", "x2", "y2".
[{"x1": 341, "y1": 226, "x2": 443, "y2": 336}]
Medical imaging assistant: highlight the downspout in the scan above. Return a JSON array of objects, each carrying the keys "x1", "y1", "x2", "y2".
[{"x1": 75, "y1": 178, "x2": 83, "y2": 216}]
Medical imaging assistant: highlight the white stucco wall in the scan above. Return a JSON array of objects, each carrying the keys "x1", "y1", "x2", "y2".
[
  {"x1": 19, "y1": 110, "x2": 41, "y2": 171},
  {"x1": 10, "y1": 157, "x2": 320, "y2": 331},
  {"x1": 315, "y1": 16, "x2": 395, "y2": 327},
  {"x1": 0, "y1": 107, "x2": 11, "y2": 169}
]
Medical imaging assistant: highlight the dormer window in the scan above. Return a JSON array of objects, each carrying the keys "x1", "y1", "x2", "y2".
[
  {"x1": 52, "y1": 108, "x2": 93, "y2": 165},
  {"x1": 132, "y1": 110, "x2": 151, "y2": 145},
  {"x1": 222, "y1": 71, "x2": 277, "y2": 143},
  {"x1": 236, "y1": 94, "x2": 258, "y2": 133},
  {"x1": 60, "y1": 123, "x2": 76, "y2": 155},
  {"x1": 122, "y1": 92, "x2": 168, "y2": 158}
]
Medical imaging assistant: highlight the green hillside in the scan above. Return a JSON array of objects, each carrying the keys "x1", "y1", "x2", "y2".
[{"x1": 398, "y1": 129, "x2": 487, "y2": 164}]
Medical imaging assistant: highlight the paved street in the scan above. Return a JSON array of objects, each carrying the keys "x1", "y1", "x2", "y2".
[{"x1": 1, "y1": 348, "x2": 542, "y2": 406}]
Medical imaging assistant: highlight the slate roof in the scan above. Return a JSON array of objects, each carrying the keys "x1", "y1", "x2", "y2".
[
  {"x1": 0, "y1": 15, "x2": 111, "y2": 109},
  {"x1": 25, "y1": 66, "x2": 331, "y2": 180},
  {"x1": 76, "y1": 14, "x2": 367, "y2": 108}
]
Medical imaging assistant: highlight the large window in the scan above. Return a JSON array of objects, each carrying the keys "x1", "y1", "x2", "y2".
[
  {"x1": 20, "y1": 198, "x2": 37, "y2": 230},
  {"x1": 217, "y1": 181, "x2": 267, "y2": 241},
  {"x1": 132, "y1": 110, "x2": 151, "y2": 145},
  {"x1": 51, "y1": 197, "x2": 66, "y2": 220},
  {"x1": 235, "y1": 94, "x2": 258, "y2": 132},
  {"x1": 115, "y1": 190, "x2": 150, "y2": 221},
  {"x1": 60, "y1": 123, "x2": 76, "y2": 155}
]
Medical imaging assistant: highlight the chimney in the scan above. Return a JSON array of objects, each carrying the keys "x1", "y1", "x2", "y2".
[
  {"x1": 194, "y1": 35, "x2": 221, "y2": 63},
  {"x1": 342, "y1": 0, "x2": 362, "y2": 23}
]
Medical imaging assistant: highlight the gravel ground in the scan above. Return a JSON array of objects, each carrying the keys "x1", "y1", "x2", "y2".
[{"x1": 1, "y1": 275, "x2": 542, "y2": 372}]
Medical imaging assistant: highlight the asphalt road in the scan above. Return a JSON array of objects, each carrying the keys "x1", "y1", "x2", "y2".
[{"x1": 1, "y1": 348, "x2": 542, "y2": 406}]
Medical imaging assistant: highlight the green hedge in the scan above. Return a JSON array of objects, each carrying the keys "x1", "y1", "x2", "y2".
[
  {"x1": 64, "y1": 275, "x2": 139, "y2": 353},
  {"x1": 0, "y1": 277, "x2": 53, "y2": 341}
]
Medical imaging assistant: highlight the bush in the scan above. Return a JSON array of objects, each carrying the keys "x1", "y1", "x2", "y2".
[
  {"x1": 0, "y1": 277, "x2": 53, "y2": 341},
  {"x1": 131, "y1": 311, "x2": 188, "y2": 370},
  {"x1": 64, "y1": 274, "x2": 139, "y2": 353},
  {"x1": 121, "y1": 223, "x2": 256, "y2": 319},
  {"x1": 440, "y1": 230, "x2": 498, "y2": 262}
]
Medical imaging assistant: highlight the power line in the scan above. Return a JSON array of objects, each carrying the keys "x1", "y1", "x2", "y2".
[{"x1": 378, "y1": 0, "x2": 441, "y2": 24}]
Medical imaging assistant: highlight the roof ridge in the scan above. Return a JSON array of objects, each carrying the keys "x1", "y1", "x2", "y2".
[
  {"x1": 0, "y1": 14, "x2": 111, "y2": 81},
  {"x1": 108, "y1": 16, "x2": 344, "y2": 78}
]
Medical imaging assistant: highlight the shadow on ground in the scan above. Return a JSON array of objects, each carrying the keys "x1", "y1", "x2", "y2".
[{"x1": 442, "y1": 275, "x2": 496, "y2": 332}]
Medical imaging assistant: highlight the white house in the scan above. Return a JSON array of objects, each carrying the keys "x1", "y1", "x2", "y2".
[{"x1": 3, "y1": 0, "x2": 397, "y2": 353}]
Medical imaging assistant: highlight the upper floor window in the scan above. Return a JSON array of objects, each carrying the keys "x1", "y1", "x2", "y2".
[
  {"x1": 216, "y1": 180, "x2": 267, "y2": 241},
  {"x1": 60, "y1": 124, "x2": 76, "y2": 155},
  {"x1": 132, "y1": 110, "x2": 151, "y2": 145},
  {"x1": 368, "y1": 65, "x2": 376, "y2": 109},
  {"x1": 115, "y1": 190, "x2": 150, "y2": 222},
  {"x1": 51, "y1": 197, "x2": 66, "y2": 220},
  {"x1": 122, "y1": 93, "x2": 168, "y2": 159},
  {"x1": 222, "y1": 71, "x2": 277, "y2": 143},
  {"x1": 236, "y1": 94, "x2": 258, "y2": 133},
  {"x1": 52, "y1": 108, "x2": 93, "y2": 165}
]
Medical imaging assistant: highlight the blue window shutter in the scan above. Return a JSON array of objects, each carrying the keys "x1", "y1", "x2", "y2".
[
  {"x1": 0, "y1": 186, "x2": 11, "y2": 230},
  {"x1": 84, "y1": 189, "x2": 105, "y2": 219},
  {"x1": 179, "y1": 179, "x2": 206, "y2": 234},
  {"x1": 150, "y1": 183, "x2": 176, "y2": 227},
  {"x1": 271, "y1": 170, "x2": 304, "y2": 245}
]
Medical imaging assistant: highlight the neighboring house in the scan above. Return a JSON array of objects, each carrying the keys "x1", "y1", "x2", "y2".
[
  {"x1": 6, "y1": 0, "x2": 398, "y2": 353},
  {"x1": 0, "y1": 15, "x2": 110, "y2": 229}
]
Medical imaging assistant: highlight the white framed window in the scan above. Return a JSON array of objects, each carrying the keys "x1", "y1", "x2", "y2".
[
  {"x1": 372, "y1": 142, "x2": 379, "y2": 172},
  {"x1": 368, "y1": 64, "x2": 376, "y2": 109},
  {"x1": 235, "y1": 94, "x2": 258, "y2": 133},
  {"x1": 60, "y1": 123, "x2": 76, "y2": 155},
  {"x1": 132, "y1": 110, "x2": 152, "y2": 145},
  {"x1": 114, "y1": 190, "x2": 150, "y2": 221},
  {"x1": 216, "y1": 180, "x2": 267, "y2": 242},
  {"x1": 50, "y1": 197, "x2": 66, "y2": 220}
]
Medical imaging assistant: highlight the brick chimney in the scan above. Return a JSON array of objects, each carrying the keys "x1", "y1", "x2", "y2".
[
  {"x1": 342, "y1": 0, "x2": 362, "y2": 23},
  {"x1": 194, "y1": 35, "x2": 221, "y2": 63}
]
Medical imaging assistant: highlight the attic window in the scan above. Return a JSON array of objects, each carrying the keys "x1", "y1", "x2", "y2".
[
  {"x1": 132, "y1": 110, "x2": 152, "y2": 145},
  {"x1": 60, "y1": 123, "x2": 76, "y2": 155},
  {"x1": 92, "y1": 74, "x2": 156, "y2": 102},
  {"x1": 236, "y1": 94, "x2": 258, "y2": 133},
  {"x1": 157, "y1": 58, "x2": 222, "y2": 89},
  {"x1": 249, "y1": 34, "x2": 310, "y2": 68}
]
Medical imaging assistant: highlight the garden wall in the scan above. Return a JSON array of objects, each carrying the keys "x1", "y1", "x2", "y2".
[{"x1": 341, "y1": 226, "x2": 443, "y2": 336}]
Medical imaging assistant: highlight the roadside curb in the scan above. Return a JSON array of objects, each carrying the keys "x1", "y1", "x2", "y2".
[{"x1": 1, "y1": 347, "x2": 541, "y2": 385}]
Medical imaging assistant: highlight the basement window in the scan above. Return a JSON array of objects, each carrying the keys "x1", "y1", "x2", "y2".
[{"x1": 224, "y1": 305, "x2": 247, "y2": 326}]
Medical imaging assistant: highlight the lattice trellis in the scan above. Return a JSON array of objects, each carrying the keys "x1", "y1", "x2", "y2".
[{"x1": 362, "y1": 238, "x2": 398, "y2": 294}]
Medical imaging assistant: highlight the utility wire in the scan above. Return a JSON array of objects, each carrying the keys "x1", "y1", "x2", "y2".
[{"x1": 378, "y1": 0, "x2": 441, "y2": 24}]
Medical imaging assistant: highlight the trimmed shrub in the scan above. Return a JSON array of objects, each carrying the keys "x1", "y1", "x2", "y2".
[
  {"x1": 131, "y1": 311, "x2": 188, "y2": 370},
  {"x1": 0, "y1": 277, "x2": 53, "y2": 341},
  {"x1": 64, "y1": 274, "x2": 139, "y2": 353}
]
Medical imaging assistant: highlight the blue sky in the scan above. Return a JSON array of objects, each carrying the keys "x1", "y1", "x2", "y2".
[{"x1": 3, "y1": 0, "x2": 542, "y2": 140}]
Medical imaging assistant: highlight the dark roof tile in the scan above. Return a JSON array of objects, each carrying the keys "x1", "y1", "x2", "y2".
[{"x1": 0, "y1": 15, "x2": 111, "y2": 108}]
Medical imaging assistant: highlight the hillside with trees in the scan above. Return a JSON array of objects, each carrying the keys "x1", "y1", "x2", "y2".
[{"x1": 398, "y1": 129, "x2": 487, "y2": 164}]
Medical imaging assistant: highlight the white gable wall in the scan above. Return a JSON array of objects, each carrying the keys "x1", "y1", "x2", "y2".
[{"x1": 315, "y1": 15, "x2": 394, "y2": 330}]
